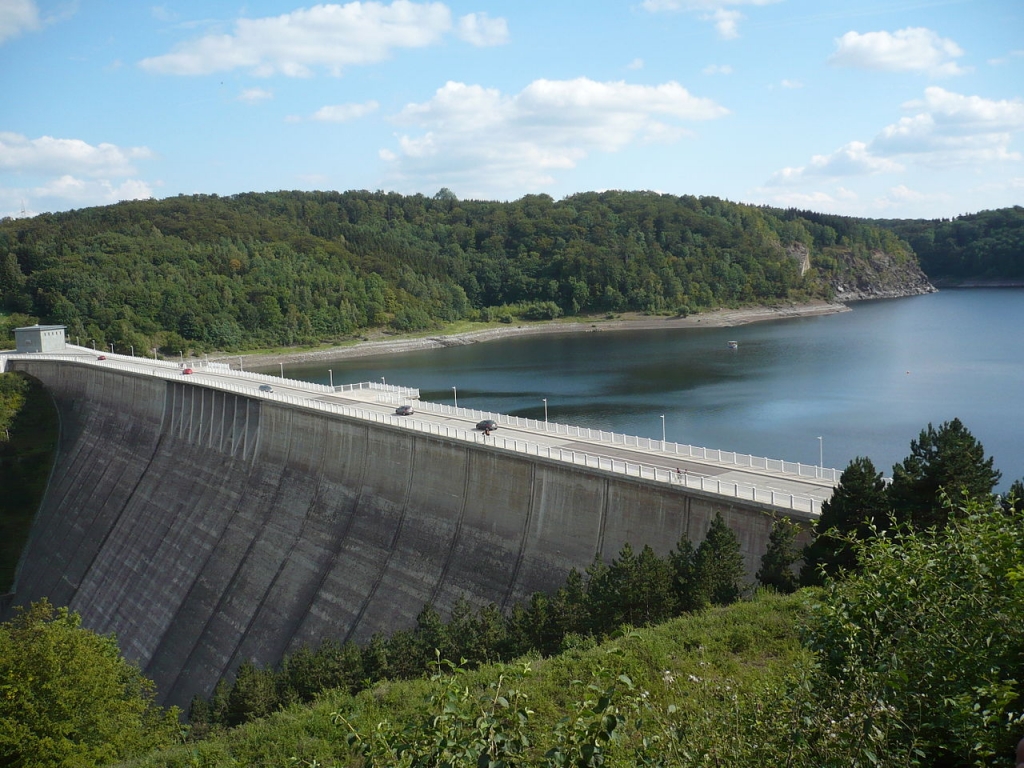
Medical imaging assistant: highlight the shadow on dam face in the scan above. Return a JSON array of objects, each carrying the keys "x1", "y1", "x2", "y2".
[{"x1": 4, "y1": 360, "x2": 803, "y2": 707}]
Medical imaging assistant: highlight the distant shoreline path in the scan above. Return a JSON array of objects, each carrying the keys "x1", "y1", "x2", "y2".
[{"x1": 227, "y1": 300, "x2": 849, "y2": 369}]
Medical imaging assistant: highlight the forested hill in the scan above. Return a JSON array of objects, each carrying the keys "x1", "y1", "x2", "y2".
[
  {"x1": 0, "y1": 190, "x2": 929, "y2": 353},
  {"x1": 873, "y1": 206, "x2": 1024, "y2": 284}
]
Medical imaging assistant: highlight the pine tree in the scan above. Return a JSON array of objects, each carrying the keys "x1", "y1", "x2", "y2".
[
  {"x1": 888, "y1": 418, "x2": 1001, "y2": 530},
  {"x1": 669, "y1": 536, "x2": 700, "y2": 613},
  {"x1": 757, "y1": 516, "x2": 800, "y2": 593},
  {"x1": 801, "y1": 456, "x2": 889, "y2": 585},
  {"x1": 692, "y1": 512, "x2": 745, "y2": 607}
]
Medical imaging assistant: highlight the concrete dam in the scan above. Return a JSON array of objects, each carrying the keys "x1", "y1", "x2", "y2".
[{"x1": 5, "y1": 356, "x2": 822, "y2": 707}]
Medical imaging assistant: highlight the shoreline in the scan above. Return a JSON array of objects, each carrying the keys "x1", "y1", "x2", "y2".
[{"x1": 225, "y1": 300, "x2": 850, "y2": 369}]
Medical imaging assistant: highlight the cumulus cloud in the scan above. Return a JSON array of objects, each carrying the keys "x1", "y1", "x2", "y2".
[
  {"x1": 0, "y1": 0, "x2": 39, "y2": 43},
  {"x1": 139, "y1": 1, "x2": 506, "y2": 76},
  {"x1": 0, "y1": 132, "x2": 153, "y2": 177},
  {"x1": 829, "y1": 27, "x2": 967, "y2": 77},
  {"x1": 238, "y1": 87, "x2": 273, "y2": 103},
  {"x1": 0, "y1": 132, "x2": 155, "y2": 215},
  {"x1": 311, "y1": 100, "x2": 379, "y2": 121},
  {"x1": 769, "y1": 87, "x2": 1024, "y2": 185},
  {"x1": 640, "y1": 0, "x2": 780, "y2": 39},
  {"x1": 381, "y1": 77, "x2": 728, "y2": 194},
  {"x1": 456, "y1": 12, "x2": 507, "y2": 46}
]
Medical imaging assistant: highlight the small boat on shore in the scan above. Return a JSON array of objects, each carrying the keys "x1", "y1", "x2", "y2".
[{"x1": 727, "y1": 340, "x2": 738, "y2": 349}]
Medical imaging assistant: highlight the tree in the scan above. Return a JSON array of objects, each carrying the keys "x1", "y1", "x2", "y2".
[
  {"x1": 692, "y1": 512, "x2": 745, "y2": 607},
  {"x1": 888, "y1": 418, "x2": 1001, "y2": 530},
  {"x1": 806, "y1": 496, "x2": 1024, "y2": 765},
  {"x1": 800, "y1": 456, "x2": 889, "y2": 585},
  {"x1": 0, "y1": 600, "x2": 180, "y2": 768},
  {"x1": 757, "y1": 516, "x2": 800, "y2": 593}
]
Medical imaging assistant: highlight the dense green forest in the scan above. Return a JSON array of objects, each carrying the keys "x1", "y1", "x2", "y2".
[
  {"x1": 877, "y1": 205, "x2": 1024, "y2": 281},
  {"x1": 1, "y1": 190, "x2": 925, "y2": 354}
]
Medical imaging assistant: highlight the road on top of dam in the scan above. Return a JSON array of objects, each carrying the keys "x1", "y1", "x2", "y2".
[{"x1": 5, "y1": 346, "x2": 838, "y2": 514}]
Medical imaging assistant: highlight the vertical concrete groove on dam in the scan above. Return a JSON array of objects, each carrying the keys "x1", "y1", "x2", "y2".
[{"x1": 6, "y1": 360, "x2": 800, "y2": 708}]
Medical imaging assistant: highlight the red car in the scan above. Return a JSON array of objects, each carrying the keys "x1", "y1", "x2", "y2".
[
  {"x1": 182, "y1": 368, "x2": 194, "y2": 375},
  {"x1": 97, "y1": 355, "x2": 107, "y2": 360}
]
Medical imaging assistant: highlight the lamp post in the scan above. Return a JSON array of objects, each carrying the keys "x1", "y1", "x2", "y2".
[
  {"x1": 661, "y1": 414, "x2": 666, "y2": 449},
  {"x1": 817, "y1": 436, "x2": 823, "y2": 472},
  {"x1": 452, "y1": 386, "x2": 457, "y2": 409},
  {"x1": 542, "y1": 397, "x2": 548, "y2": 425},
  {"x1": 328, "y1": 369, "x2": 333, "y2": 388},
  {"x1": 91, "y1": 339, "x2": 95, "y2": 350},
  {"x1": 279, "y1": 362, "x2": 284, "y2": 378},
  {"x1": 129, "y1": 345, "x2": 134, "y2": 357},
  {"x1": 109, "y1": 343, "x2": 114, "y2": 353}
]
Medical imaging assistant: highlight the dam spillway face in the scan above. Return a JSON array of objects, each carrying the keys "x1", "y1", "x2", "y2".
[{"x1": 6, "y1": 361, "x2": 781, "y2": 707}]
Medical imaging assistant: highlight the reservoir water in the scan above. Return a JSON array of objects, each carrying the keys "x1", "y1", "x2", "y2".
[{"x1": 283, "y1": 289, "x2": 1024, "y2": 490}]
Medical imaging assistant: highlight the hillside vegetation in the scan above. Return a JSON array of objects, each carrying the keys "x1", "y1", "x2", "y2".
[{"x1": 0, "y1": 190, "x2": 928, "y2": 354}]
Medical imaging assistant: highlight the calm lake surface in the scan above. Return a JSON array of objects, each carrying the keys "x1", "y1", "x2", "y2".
[{"x1": 283, "y1": 289, "x2": 1024, "y2": 490}]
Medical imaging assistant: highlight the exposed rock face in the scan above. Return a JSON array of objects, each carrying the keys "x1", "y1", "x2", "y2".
[{"x1": 828, "y1": 248, "x2": 936, "y2": 301}]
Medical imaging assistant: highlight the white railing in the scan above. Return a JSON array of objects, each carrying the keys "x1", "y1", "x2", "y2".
[
  {"x1": 411, "y1": 400, "x2": 840, "y2": 484},
  {"x1": 6, "y1": 351, "x2": 826, "y2": 514}
]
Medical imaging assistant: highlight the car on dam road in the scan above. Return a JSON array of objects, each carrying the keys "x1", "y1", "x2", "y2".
[
  {"x1": 476, "y1": 419, "x2": 498, "y2": 431},
  {"x1": 182, "y1": 368, "x2": 194, "y2": 375},
  {"x1": 395, "y1": 404, "x2": 414, "y2": 415},
  {"x1": 259, "y1": 384, "x2": 274, "y2": 393}
]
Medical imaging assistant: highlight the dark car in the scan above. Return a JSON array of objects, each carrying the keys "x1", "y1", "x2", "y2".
[
  {"x1": 476, "y1": 419, "x2": 498, "y2": 431},
  {"x1": 96, "y1": 355, "x2": 107, "y2": 360},
  {"x1": 259, "y1": 384, "x2": 273, "y2": 393},
  {"x1": 395, "y1": 404, "x2": 414, "y2": 416}
]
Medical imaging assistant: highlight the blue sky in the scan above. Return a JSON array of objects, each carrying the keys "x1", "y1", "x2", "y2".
[{"x1": 2, "y1": 0, "x2": 1022, "y2": 220}]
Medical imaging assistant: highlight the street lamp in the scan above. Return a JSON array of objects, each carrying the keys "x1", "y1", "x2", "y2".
[
  {"x1": 109, "y1": 343, "x2": 114, "y2": 353},
  {"x1": 381, "y1": 376, "x2": 386, "y2": 386},
  {"x1": 279, "y1": 362, "x2": 284, "y2": 378},
  {"x1": 542, "y1": 397, "x2": 548, "y2": 424},
  {"x1": 661, "y1": 414, "x2": 666, "y2": 448},
  {"x1": 817, "y1": 436, "x2": 823, "y2": 473},
  {"x1": 452, "y1": 386, "x2": 457, "y2": 409},
  {"x1": 129, "y1": 345, "x2": 134, "y2": 357},
  {"x1": 91, "y1": 339, "x2": 95, "y2": 350},
  {"x1": 328, "y1": 369, "x2": 334, "y2": 388}
]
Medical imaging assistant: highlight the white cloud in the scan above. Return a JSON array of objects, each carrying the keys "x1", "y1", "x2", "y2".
[
  {"x1": 702, "y1": 64, "x2": 733, "y2": 75},
  {"x1": 0, "y1": 0, "x2": 39, "y2": 43},
  {"x1": 770, "y1": 141, "x2": 903, "y2": 184},
  {"x1": 780, "y1": 78, "x2": 802, "y2": 89},
  {"x1": 311, "y1": 101, "x2": 379, "y2": 121},
  {"x1": 0, "y1": 132, "x2": 155, "y2": 215},
  {"x1": 0, "y1": 132, "x2": 153, "y2": 177},
  {"x1": 382, "y1": 77, "x2": 728, "y2": 194},
  {"x1": 627, "y1": 57, "x2": 644, "y2": 70},
  {"x1": 455, "y1": 12, "x2": 507, "y2": 46},
  {"x1": 139, "y1": 1, "x2": 476, "y2": 76},
  {"x1": 641, "y1": 0, "x2": 780, "y2": 39},
  {"x1": 873, "y1": 87, "x2": 1024, "y2": 165},
  {"x1": 829, "y1": 27, "x2": 967, "y2": 77},
  {"x1": 768, "y1": 87, "x2": 1024, "y2": 185},
  {"x1": 238, "y1": 87, "x2": 273, "y2": 103}
]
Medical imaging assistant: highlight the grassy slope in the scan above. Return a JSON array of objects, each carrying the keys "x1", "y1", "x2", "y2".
[{"x1": 120, "y1": 590, "x2": 811, "y2": 767}]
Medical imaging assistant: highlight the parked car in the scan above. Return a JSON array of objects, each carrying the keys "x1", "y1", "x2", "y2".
[
  {"x1": 395, "y1": 404, "x2": 414, "y2": 416},
  {"x1": 182, "y1": 368, "x2": 194, "y2": 375},
  {"x1": 259, "y1": 384, "x2": 273, "y2": 393},
  {"x1": 476, "y1": 419, "x2": 498, "y2": 431}
]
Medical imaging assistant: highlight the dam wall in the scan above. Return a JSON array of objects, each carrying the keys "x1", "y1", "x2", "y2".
[{"x1": 7, "y1": 360, "x2": 805, "y2": 707}]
